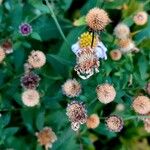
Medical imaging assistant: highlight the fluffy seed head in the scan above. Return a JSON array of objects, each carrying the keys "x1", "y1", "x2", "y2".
[
  {"x1": 21, "y1": 72, "x2": 40, "y2": 89},
  {"x1": 132, "y1": 96, "x2": 150, "y2": 115},
  {"x1": 79, "y1": 32, "x2": 99, "y2": 48},
  {"x1": 62, "y1": 79, "x2": 81, "y2": 97},
  {"x1": 106, "y1": 115, "x2": 123, "y2": 132},
  {"x1": 22, "y1": 89, "x2": 40, "y2": 107},
  {"x1": 114, "y1": 23, "x2": 130, "y2": 39},
  {"x1": 0, "y1": 47, "x2": 5, "y2": 63},
  {"x1": 66, "y1": 101, "x2": 87, "y2": 131},
  {"x1": 28, "y1": 50, "x2": 46, "y2": 68},
  {"x1": 86, "y1": 114, "x2": 100, "y2": 129},
  {"x1": 86, "y1": 7, "x2": 110, "y2": 31},
  {"x1": 110, "y1": 49, "x2": 122, "y2": 61},
  {"x1": 96, "y1": 83, "x2": 116, "y2": 104},
  {"x1": 133, "y1": 11, "x2": 148, "y2": 26},
  {"x1": 36, "y1": 127, "x2": 57, "y2": 149}
]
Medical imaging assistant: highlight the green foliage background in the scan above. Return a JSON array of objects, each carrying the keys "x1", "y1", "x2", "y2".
[{"x1": 0, "y1": 0, "x2": 150, "y2": 149}]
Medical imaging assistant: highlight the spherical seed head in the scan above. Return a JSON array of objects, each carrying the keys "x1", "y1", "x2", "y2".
[
  {"x1": 106, "y1": 115, "x2": 123, "y2": 132},
  {"x1": 62, "y1": 79, "x2": 81, "y2": 98},
  {"x1": 66, "y1": 101, "x2": 87, "y2": 130},
  {"x1": 132, "y1": 96, "x2": 150, "y2": 115},
  {"x1": 86, "y1": 114, "x2": 100, "y2": 129},
  {"x1": 110, "y1": 49, "x2": 122, "y2": 61},
  {"x1": 114, "y1": 23, "x2": 130, "y2": 39},
  {"x1": 79, "y1": 32, "x2": 99, "y2": 48},
  {"x1": 96, "y1": 83, "x2": 116, "y2": 104},
  {"x1": 28, "y1": 50, "x2": 46, "y2": 68},
  {"x1": 0, "y1": 47, "x2": 5, "y2": 63},
  {"x1": 21, "y1": 72, "x2": 40, "y2": 89},
  {"x1": 86, "y1": 7, "x2": 110, "y2": 31},
  {"x1": 133, "y1": 11, "x2": 148, "y2": 26},
  {"x1": 118, "y1": 38, "x2": 135, "y2": 53},
  {"x1": 36, "y1": 127, "x2": 57, "y2": 149},
  {"x1": 22, "y1": 89, "x2": 40, "y2": 107}
]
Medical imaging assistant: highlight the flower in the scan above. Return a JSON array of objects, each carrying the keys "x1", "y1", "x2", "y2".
[
  {"x1": 106, "y1": 115, "x2": 123, "y2": 132},
  {"x1": 28, "y1": 50, "x2": 46, "y2": 68},
  {"x1": 86, "y1": 114, "x2": 100, "y2": 129},
  {"x1": 66, "y1": 101, "x2": 87, "y2": 131},
  {"x1": 36, "y1": 127, "x2": 57, "y2": 150},
  {"x1": 2, "y1": 39, "x2": 13, "y2": 54},
  {"x1": 71, "y1": 32, "x2": 107, "y2": 60},
  {"x1": 118, "y1": 38, "x2": 139, "y2": 53},
  {"x1": 0, "y1": 47, "x2": 5, "y2": 63},
  {"x1": 74, "y1": 47, "x2": 100, "y2": 79},
  {"x1": 62, "y1": 79, "x2": 81, "y2": 97},
  {"x1": 22, "y1": 89, "x2": 40, "y2": 107},
  {"x1": 115, "y1": 103, "x2": 125, "y2": 112},
  {"x1": 110, "y1": 49, "x2": 122, "y2": 61},
  {"x1": 24, "y1": 63, "x2": 33, "y2": 73},
  {"x1": 144, "y1": 122, "x2": 150, "y2": 133},
  {"x1": 19, "y1": 23, "x2": 32, "y2": 36},
  {"x1": 86, "y1": 7, "x2": 110, "y2": 31},
  {"x1": 133, "y1": 11, "x2": 148, "y2": 26},
  {"x1": 21, "y1": 72, "x2": 40, "y2": 89},
  {"x1": 114, "y1": 23, "x2": 130, "y2": 39},
  {"x1": 132, "y1": 96, "x2": 150, "y2": 115},
  {"x1": 96, "y1": 83, "x2": 116, "y2": 104}
]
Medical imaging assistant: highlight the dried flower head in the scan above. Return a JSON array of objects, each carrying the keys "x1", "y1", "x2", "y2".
[
  {"x1": 28, "y1": 50, "x2": 46, "y2": 68},
  {"x1": 22, "y1": 89, "x2": 40, "y2": 107},
  {"x1": 19, "y1": 23, "x2": 32, "y2": 36},
  {"x1": 79, "y1": 32, "x2": 99, "y2": 48},
  {"x1": 62, "y1": 79, "x2": 81, "y2": 97},
  {"x1": 74, "y1": 47, "x2": 100, "y2": 79},
  {"x1": 118, "y1": 38, "x2": 139, "y2": 53},
  {"x1": 36, "y1": 127, "x2": 57, "y2": 150},
  {"x1": 133, "y1": 11, "x2": 148, "y2": 26},
  {"x1": 21, "y1": 72, "x2": 40, "y2": 89},
  {"x1": 146, "y1": 82, "x2": 150, "y2": 95},
  {"x1": 0, "y1": 47, "x2": 5, "y2": 63},
  {"x1": 114, "y1": 23, "x2": 130, "y2": 39},
  {"x1": 86, "y1": 114, "x2": 100, "y2": 129},
  {"x1": 2, "y1": 39, "x2": 13, "y2": 54},
  {"x1": 86, "y1": 7, "x2": 110, "y2": 31},
  {"x1": 66, "y1": 101, "x2": 87, "y2": 131},
  {"x1": 132, "y1": 96, "x2": 150, "y2": 115},
  {"x1": 96, "y1": 83, "x2": 116, "y2": 104},
  {"x1": 106, "y1": 115, "x2": 123, "y2": 132},
  {"x1": 110, "y1": 49, "x2": 122, "y2": 61}
]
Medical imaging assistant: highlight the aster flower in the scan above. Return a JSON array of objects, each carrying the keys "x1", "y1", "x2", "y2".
[
  {"x1": 86, "y1": 114, "x2": 100, "y2": 129},
  {"x1": 86, "y1": 7, "x2": 110, "y2": 31},
  {"x1": 96, "y1": 83, "x2": 116, "y2": 104},
  {"x1": 132, "y1": 96, "x2": 150, "y2": 115},
  {"x1": 19, "y1": 23, "x2": 32, "y2": 36},
  {"x1": 62, "y1": 79, "x2": 81, "y2": 98},
  {"x1": 72, "y1": 32, "x2": 107, "y2": 60},
  {"x1": 74, "y1": 47, "x2": 100, "y2": 79},
  {"x1": 22, "y1": 89, "x2": 40, "y2": 107},
  {"x1": 21, "y1": 72, "x2": 40, "y2": 89},
  {"x1": 2, "y1": 39, "x2": 13, "y2": 54},
  {"x1": 110, "y1": 49, "x2": 122, "y2": 61},
  {"x1": 105, "y1": 115, "x2": 123, "y2": 132},
  {"x1": 114, "y1": 23, "x2": 130, "y2": 39},
  {"x1": 0, "y1": 47, "x2": 5, "y2": 63},
  {"x1": 118, "y1": 38, "x2": 139, "y2": 53},
  {"x1": 66, "y1": 101, "x2": 87, "y2": 131},
  {"x1": 28, "y1": 50, "x2": 46, "y2": 68},
  {"x1": 133, "y1": 11, "x2": 148, "y2": 26},
  {"x1": 36, "y1": 127, "x2": 57, "y2": 150}
]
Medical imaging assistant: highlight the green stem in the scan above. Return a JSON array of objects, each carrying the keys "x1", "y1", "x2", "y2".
[{"x1": 45, "y1": 0, "x2": 68, "y2": 43}]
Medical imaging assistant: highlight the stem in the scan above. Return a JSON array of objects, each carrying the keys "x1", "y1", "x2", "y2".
[
  {"x1": 77, "y1": 131, "x2": 83, "y2": 150},
  {"x1": 45, "y1": 0, "x2": 68, "y2": 43}
]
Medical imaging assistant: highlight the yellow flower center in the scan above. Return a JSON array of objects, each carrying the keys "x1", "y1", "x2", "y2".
[{"x1": 79, "y1": 32, "x2": 98, "y2": 48}]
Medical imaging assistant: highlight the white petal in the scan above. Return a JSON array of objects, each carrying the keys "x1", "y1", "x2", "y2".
[{"x1": 71, "y1": 42, "x2": 80, "y2": 56}]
